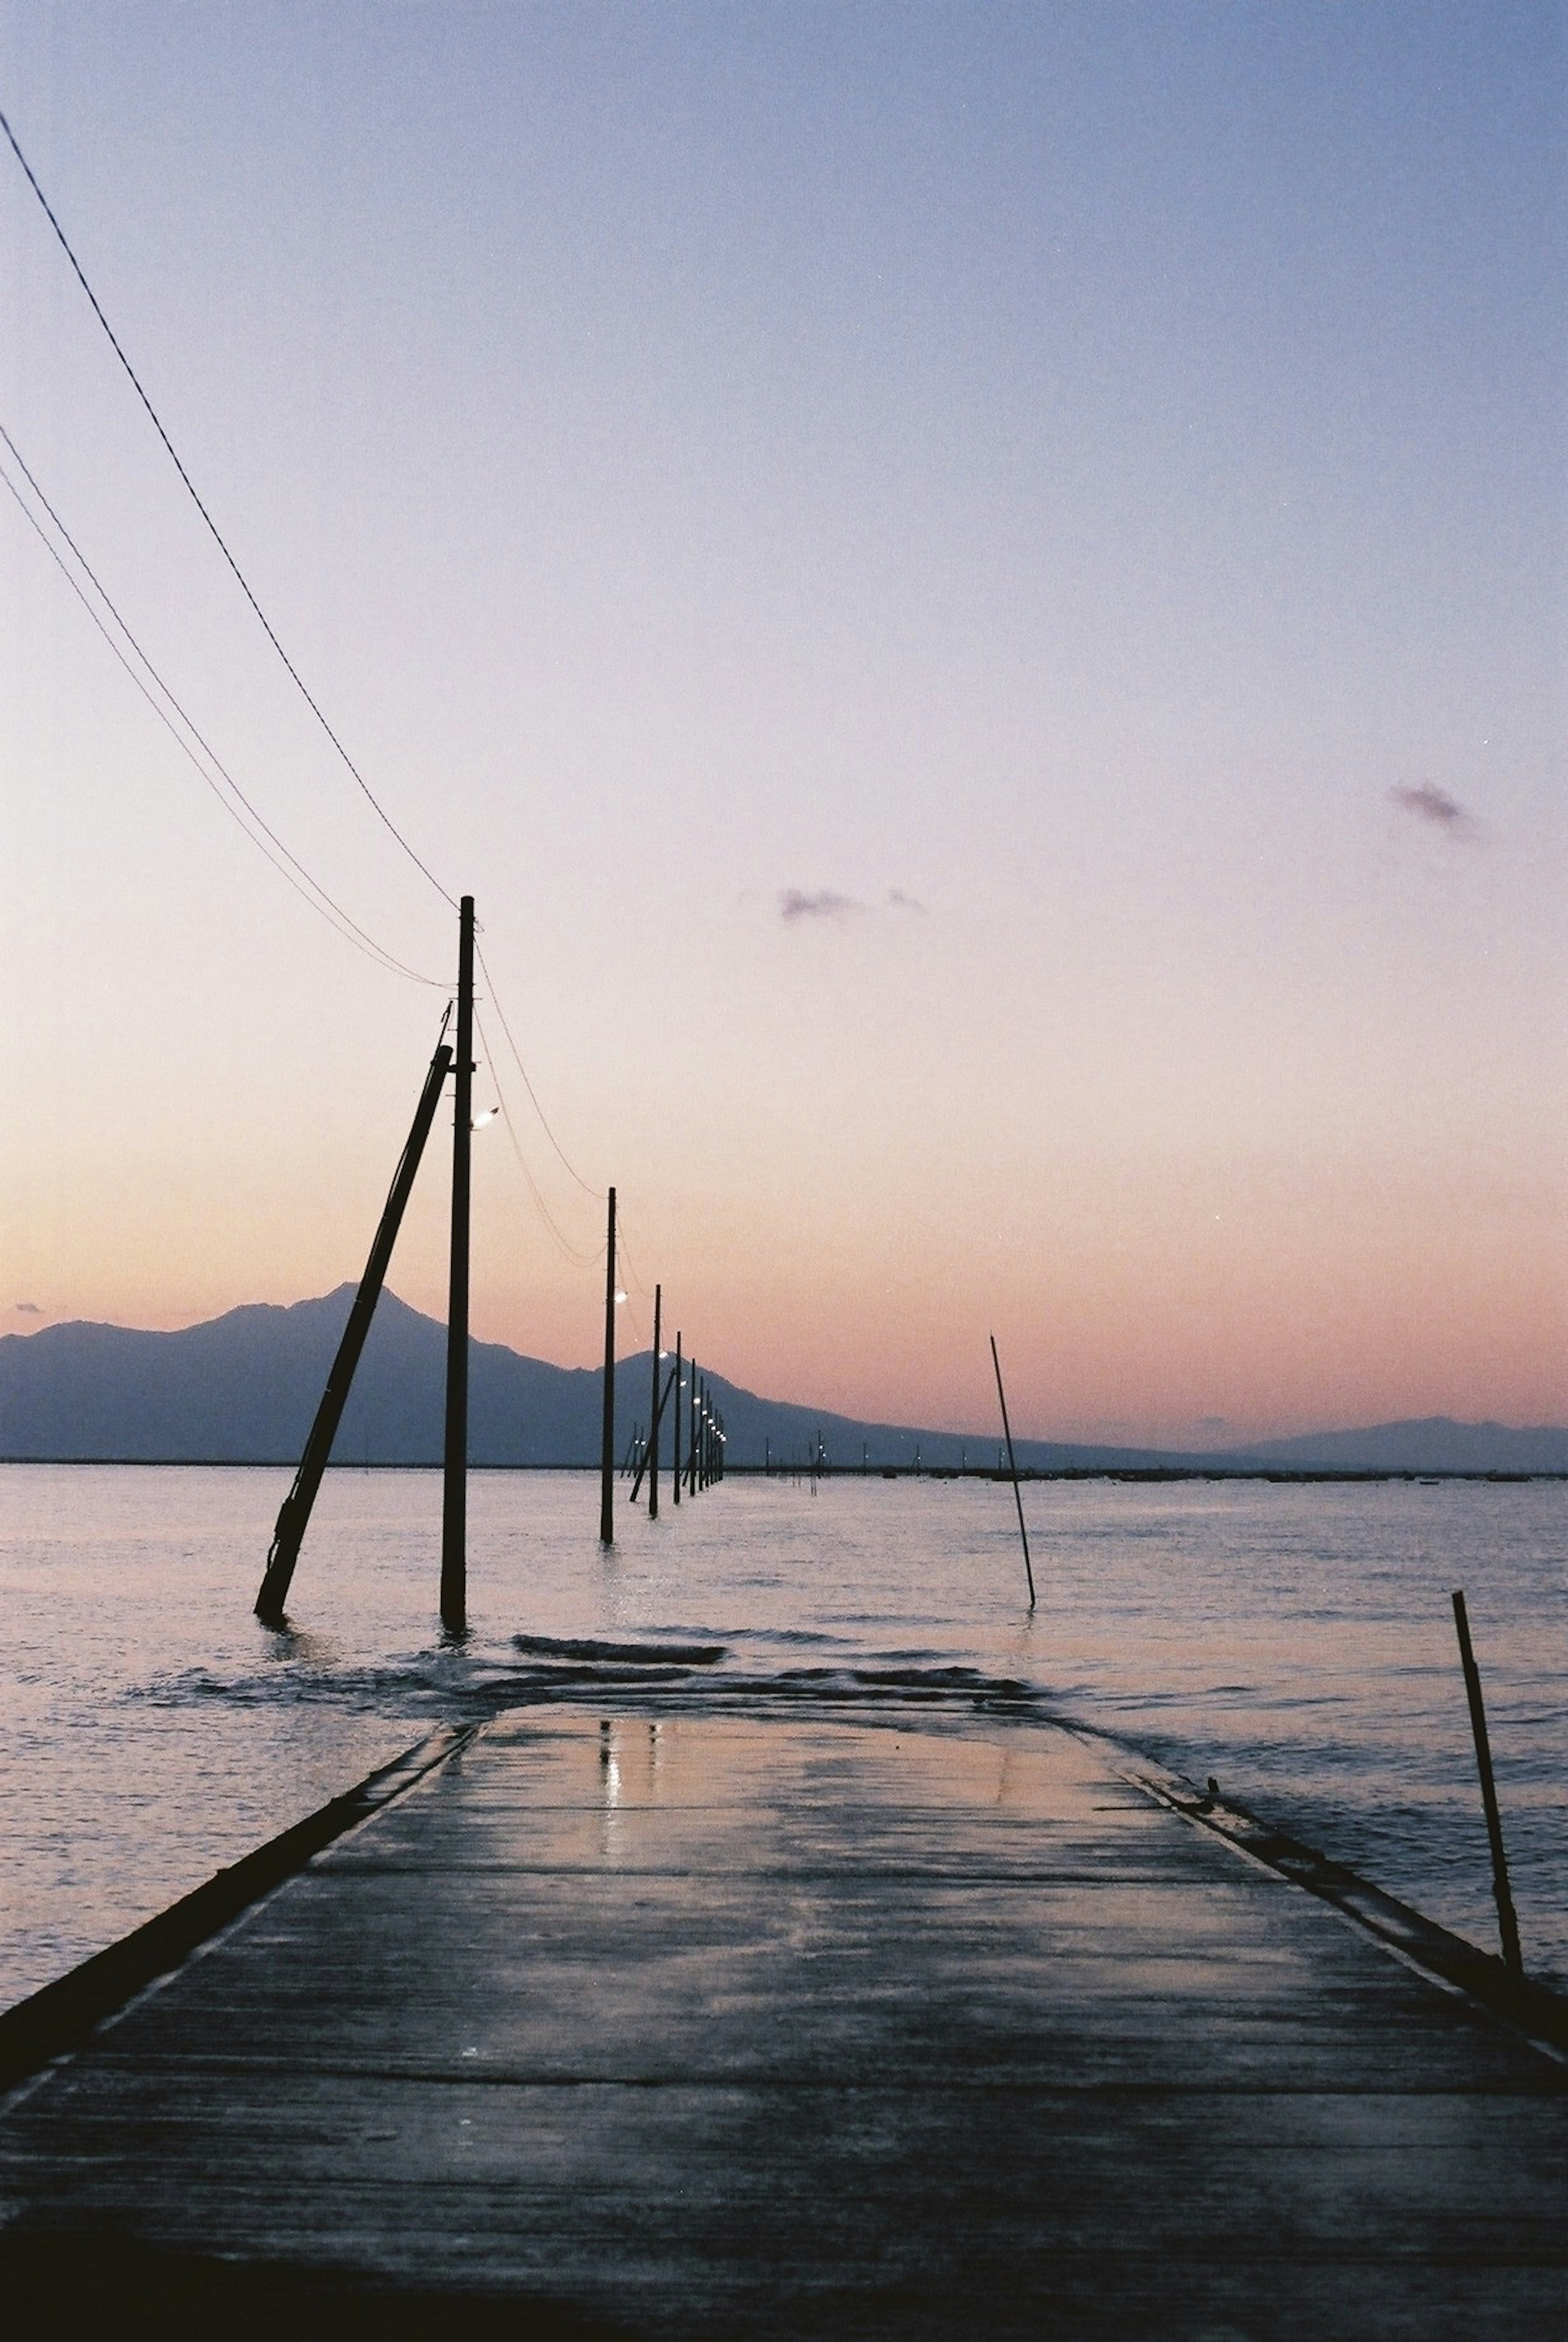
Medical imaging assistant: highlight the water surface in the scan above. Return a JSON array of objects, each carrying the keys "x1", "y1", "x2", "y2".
[{"x1": 1, "y1": 1464, "x2": 1561, "y2": 2005}]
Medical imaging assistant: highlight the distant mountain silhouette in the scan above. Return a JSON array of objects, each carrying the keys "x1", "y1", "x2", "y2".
[
  {"x1": 1, "y1": 1291, "x2": 1562, "y2": 1473},
  {"x1": 1222, "y1": 1418, "x2": 1568, "y2": 1474},
  {"x1": 0, "y1": 1287, "x2": 1152, "y2": 1470}
]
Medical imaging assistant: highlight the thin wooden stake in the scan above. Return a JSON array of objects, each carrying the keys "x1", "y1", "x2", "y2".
[
  {"x1": 1451, "y1": 1589, "x2": 1523, "y2": 1974},
  {"x1": 990, "y1": 1334, "x2": 1035, "y2": 1609}
]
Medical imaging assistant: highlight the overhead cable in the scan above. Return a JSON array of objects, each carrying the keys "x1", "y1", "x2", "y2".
[
  {"x1": 0, "y1": 104, "x2": 457, "y2": 910},
  {"x1": 472, "y1": 1004, "x2": 604, "y2": 1268},
  {"x1": 475, "y1": 940, "x2": 604, "y2": 1198},
  {"x1": 0, "y1": 430, "x2": 443, "y2": 986}
]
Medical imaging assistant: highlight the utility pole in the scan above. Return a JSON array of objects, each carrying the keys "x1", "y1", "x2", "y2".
[
  {"x1": 648, "y1": 1283, "x2": 662, "y2": 1519},
  {"x1": 672, "y1": 1332, "x2": 683, "y2": 1506},
  {"x1": 441, "y1": 895, "x2": 475, "y2": 1634},
  {"x1": 256, "y1": 1017, "x2": 453, "y2": 1625},
  {"x1": 599, "y1": 1187, "x2": 617, "y2": 1544},
  {"x1": 687, "y1": 1361, "x2": 699, "y2": 1494}
]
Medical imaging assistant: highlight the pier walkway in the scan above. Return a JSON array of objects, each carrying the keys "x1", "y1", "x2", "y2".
[{"x1": 2, "y1": 1708, "x2": 1565, "y2": 2337}]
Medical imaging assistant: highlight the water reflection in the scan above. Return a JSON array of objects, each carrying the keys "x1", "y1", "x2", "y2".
[{"x1": 0, "y1": 1464, "x2": 1563, "y2": 2002}]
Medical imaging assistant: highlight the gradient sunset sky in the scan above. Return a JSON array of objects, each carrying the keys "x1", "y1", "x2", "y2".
[{"x1": 2, "y1": 3, "x2": 1562, "y2": 1445}]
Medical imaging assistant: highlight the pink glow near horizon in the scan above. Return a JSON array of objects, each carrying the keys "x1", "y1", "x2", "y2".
[{"x1": 2, "y1": 10, "x2": 1562, "y2": 1443}]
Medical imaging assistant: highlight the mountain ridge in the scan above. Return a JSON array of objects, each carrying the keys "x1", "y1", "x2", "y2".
[{"x1": 2, "y1": 1290, "x2": 1564, "y2": 1474}]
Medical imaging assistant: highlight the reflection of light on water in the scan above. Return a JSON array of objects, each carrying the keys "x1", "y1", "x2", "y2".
[
  {"x1": 598, "y1": 1719, "x2": 667, "y2": 1858},
  {"x1": 599, "y1": 1719, "x2": 622, "y2": 1860},
  {"x1": 4, "y1": 1469, "x2": 1567, "y2": 2002},
  {"x1": 600, "y1": 1720, "x2": 621, "y2": 1801}
]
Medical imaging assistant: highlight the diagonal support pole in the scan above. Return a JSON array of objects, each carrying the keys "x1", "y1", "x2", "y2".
[
  {"x1": 256, "y1": 1021, "x2": 454, "y2": 1625},
  {"x1": 629, "y1": 1364, "x2": 678, "y2": 1505},
  {"x1": 1452, "y1": 1589, "x2": 1523, "y2": 1974}
]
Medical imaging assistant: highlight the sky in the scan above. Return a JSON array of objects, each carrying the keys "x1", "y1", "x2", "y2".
[{"x1": 1, "y1": 2, "x2": 1563, "y2": 1446}]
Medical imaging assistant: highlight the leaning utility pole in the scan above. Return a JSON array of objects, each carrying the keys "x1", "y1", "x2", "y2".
[
  {"x1": 599, "y1": 1186, "x2": 617, "y2": 1544},
  {"x1": 441, "y1": 896, "x2": 475, "y2": 1634},
  {"x1": 255, "y1": 1015, "x2": 454, "y2": 1626}
]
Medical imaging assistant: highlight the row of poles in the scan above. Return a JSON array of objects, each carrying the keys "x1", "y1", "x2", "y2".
[
  {"x1": 597, "y1": 1191, "x2": 726, "y2": 1549},
  {"x1": 253, "y1": 896, "x2": 725, "y2": 1636},
  {"x1": 248, "y1": 899, "x2": 1526, "y2": 1983}
]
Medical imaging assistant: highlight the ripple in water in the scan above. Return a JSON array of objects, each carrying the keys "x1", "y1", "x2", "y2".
[{"x1": 0, "y1": 1464, "x2": 1562, "y2": 2004}]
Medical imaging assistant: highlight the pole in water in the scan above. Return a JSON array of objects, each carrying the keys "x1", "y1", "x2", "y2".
[
  {"x1": 256, "y1": 1018, "x2": 454, "y2": 1624},
  {"x1": 989, "y1": 1333, "x2": 1036, "y2": 1609},
  {"x1": 1451, "y1": 1589, "x2": 1523, "y2": 1974},
  {"x1": 629, "y1": 1361, "x2": 676, "y2": 1502},
  {"x1": 441, "y1": 895, "x2": 475, "y2": 1635},
  {"x1": 672, "y1": 1332, "x2": 682, "y2": 1506},
  {"x1": 648, "y1": 1284, "x2": 662, "y2": 1519},
  {"x1": 599, "y1": 1187, "x2": 617, "y2": 1544}
]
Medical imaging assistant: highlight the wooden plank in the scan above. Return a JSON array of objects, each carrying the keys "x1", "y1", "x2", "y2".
[{"x1": 1, "y1": 1709, "x2": 1564, "y2": 2339}]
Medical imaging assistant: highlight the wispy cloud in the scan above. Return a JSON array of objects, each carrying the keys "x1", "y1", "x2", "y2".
[
  {"x1": 1198, "y1": 1414, "x2": 1228, "y2": 1430},
  {"x1": 14, "y1": 1301, "x2": 41, "y2": 1315},
  {"x1": 779, "y1": 888, "x2": 864, "y2": 922},
  {"x1": 778, "y1": 886, "x2": 930, "y2": 923},
  {"x1": 1391, "y1": 781, "x2": 1472, "y2": 832}
]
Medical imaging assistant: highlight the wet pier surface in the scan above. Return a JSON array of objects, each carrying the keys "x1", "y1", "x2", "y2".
[{"x1": 2, "y1": 1709, "x2": 1565, "y2": 2338}]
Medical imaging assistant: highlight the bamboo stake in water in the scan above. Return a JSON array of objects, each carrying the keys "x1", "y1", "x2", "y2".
[
  {"x1": 1451, "y1": 1589, "x2": 1523, "y2": 1975},
  {"x1": 989, "y1": 1335, "x2": 1035, "y2": 1609}
]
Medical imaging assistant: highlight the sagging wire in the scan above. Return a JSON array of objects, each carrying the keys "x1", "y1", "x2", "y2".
[
  {"x1": 0, "y1": 104, "x2": 457, "y2": 913},
  {"x1": 613, "y1": 1212, "x2": 657, "y2": 1306},
  {"x1": 0, "y1": 433, "x2": 443, "y2": 987},
  {"x1": 468, "y1": 950, "x2": 655, "y2": 1328},
  {"x1": 472, "y1": 1003, "x2": 604, "y2": 1269},
  {"x1": 475, "y1": 941, "x2": 604, "y2": 1199}
]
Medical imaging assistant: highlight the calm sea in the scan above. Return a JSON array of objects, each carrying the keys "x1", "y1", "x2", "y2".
[{"x1": 0, "y1": 1464, "x2": 1562, "y2": 2007}]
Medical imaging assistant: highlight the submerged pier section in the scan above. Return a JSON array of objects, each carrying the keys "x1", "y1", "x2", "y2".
[{"x1": 1, "y1": 1709, "x2": 1565, "y2": 2337}]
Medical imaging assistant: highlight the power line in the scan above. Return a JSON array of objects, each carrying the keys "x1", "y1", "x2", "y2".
[
  {"x1": 475, "y1": 940, "x2": 604, "y2": 1198},
  {"x1": 0, "y1": 428, "x2": 444, "y2": 986},
  {"x1": 472, "y1": 1004, "x2": 604, "y2": 1268},
  {"x1": 0, "y1": 103, "x2": 457, "y2": 911},
  {"x1": 613, "y1": 1212, "x2": 656, "y2": 1304}
]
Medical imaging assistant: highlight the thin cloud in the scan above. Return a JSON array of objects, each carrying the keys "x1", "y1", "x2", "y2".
[
  {"x1": 886, "y1": 887, "x2": 927, "y2": 913},
  {"x1": 779, "y1": 889, "x2": 864, "y2": 922},
  {"x1": 1198, "y1": 1415, "x2": 1228, "y2": 1430},
  {"x1": 1391, "y1": 781, "x2": 1471, "y2": 831},
  {"x1": 14, "y1": 1301, "x2": 41, "y2": 1315}
]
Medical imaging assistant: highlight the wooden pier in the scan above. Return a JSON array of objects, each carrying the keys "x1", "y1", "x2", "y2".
[{"x1": 2, "y1": 1708, "x2": 1565, "y2": 2337}]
